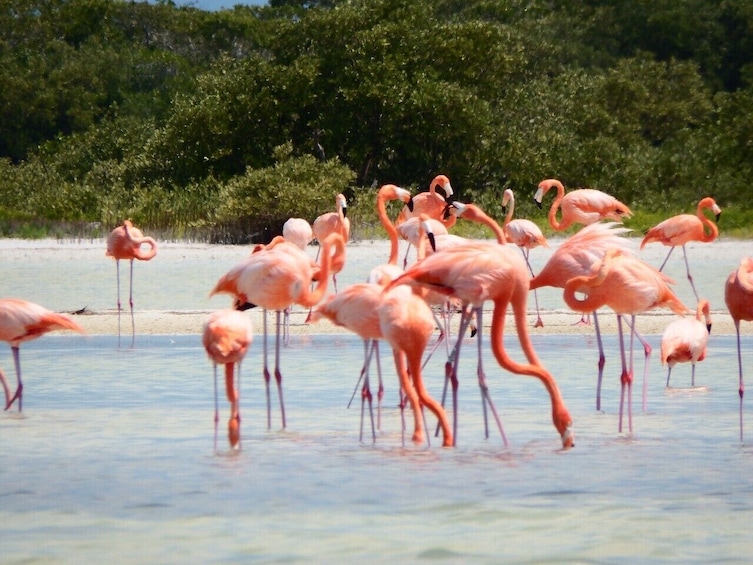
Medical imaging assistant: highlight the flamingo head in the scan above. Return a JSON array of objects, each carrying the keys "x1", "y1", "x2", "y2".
[
  {"x1": 554, "y1": 408, "x2": 574, "y2": 449},
  {"x1": 337, "y1": 193, "x2": 348, "y2": 217},
  {"x1": 431, "y1": 174, "x2": 455, "y2": 202}
]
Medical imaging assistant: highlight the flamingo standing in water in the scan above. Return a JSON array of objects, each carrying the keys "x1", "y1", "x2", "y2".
[
  {"x1": 210, "y1": 232, "x2": 343, "y2": 430},
  {"x1": 313, "y1": 194, "x2": 349, "y2": 292},
  {"x1": 502, "y1": 188, "x2": 548, "y2": 327},
  {"x1": 0, "y1": 299, "x2": 85, "y2": 411},
  {"x1": 530, "y1": 222, "x2": 643, "y2": 411},
  {"x1": 386, "y1": 241, "x2": 574, "y2": 449},
  {"x1": 202, "y1": 309, "x2": 254, "y2": 449},
  {"x1": 724, "y1": 257, "x2": 753, "y2": 441},
  {"x1": 106, "y1": 220, "x2": 157, "y2": 348},
  {"x1": 564, "y1": 248, "x2": 690, "y2": 433},
  {"x1": 640, "y1": 197, "x2": 721, "y2": 302},
  {"x1": 534, "y1": 178, "x2": 632, "y2": 231},
  {"x1": 661, "y1": 299, "x2": 712, "y2": 388}
]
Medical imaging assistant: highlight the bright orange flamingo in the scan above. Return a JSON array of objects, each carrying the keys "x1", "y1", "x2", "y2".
[
  {"x1": 396, "y1": 174, "x2": 456, "y2": 228},
  {"x1": 379, "y1": 285, "x2": 453, "y2": 447},
  {"x1": 640, "y1": 197, "x2": 722, "y2": 301},
  {"x1": 396, "y1": 175, "x2": 456, "y2": 264},
  {"x1": 210, "y1": 232, "x2": 343, "y2": 430},
  {"x1": 564, "y1": 248, "x2": 690, "y2": 433},
  {"x1": 202, "y1": 309, "x2": 254, "y2": 449},
  {"x1": 724, "y1": 257, "x2": 753, "y2": 441},
  {"x1": 0, "y1": 299, "x2": 85, "y2": 411},
  {"x1": 661, "y1": 299, "x2": 712, "y2": 388},
  {"x1": 502, "y1": 188, "x2": 548, "y2": 327},
  {"x1": 530, "y1": 222, "x2": 642, "y2": 410},
  {"x1": 106, "y1": 219, "x2": 157, "y2": 347},
  {"x1": 282, "y1": 217, "x2": 313, "y2": 251},
  {"x1": 313, "y1": 193, "x2": 349, "y2": 292},
  {"x1": 534, "y1": 178, "x2": 632, "y2": 231},
  {"x1": 386, "y1": 241, "x2": 574, "y2": 449}
]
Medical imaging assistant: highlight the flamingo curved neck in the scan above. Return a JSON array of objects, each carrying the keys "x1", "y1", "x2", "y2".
[
  {"x1": 547, "y1": 181, "x2": 569, "y2": 231},
  {"x1": 376, "y1": 193, "x2": 400, "y2": 266},
  {"x1": 300, "y1": 234, "x2": 342, "y2": 307},
  {"x1": 697, "y1": 204, "x2": 719, "y2": 242}
]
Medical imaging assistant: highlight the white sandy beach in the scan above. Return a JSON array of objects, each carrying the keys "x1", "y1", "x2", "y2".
[{"x1": 0, "y1": 236, "x2": 749, "y2": 336}]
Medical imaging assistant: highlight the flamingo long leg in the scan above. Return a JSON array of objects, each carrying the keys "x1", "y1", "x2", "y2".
[
  {"x1": 658, "y1": 246, "x2": 676, "y2": 272},
  {"x1": 128, "y1": 258, "x2": 135, "y2": 348},
  {"x1": 213, "y1": 364, "x2": 219, "y2": 450},
  {"x1": 681, "y1": 245, "x2": 701, "y2": 302},
  {"x1": 274, "y1": 310, "x2": 286, "y2": 429},
  {"x1": 4, "y1": 346, "x2": 23, "y2": 412},
  {"x1": 262, "y1": 310, "x2": 272, "y2": 429},
  {"x1": 474, "y1": 307, "x2": 508, "y2": 445},
  {"x1": 735, "y1": 321, "x2": 745, "y2": 442}
]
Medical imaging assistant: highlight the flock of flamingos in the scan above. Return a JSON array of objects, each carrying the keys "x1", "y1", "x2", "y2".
[{"x1": 1, "y1": 176, "x2": 753, "y2": 452}]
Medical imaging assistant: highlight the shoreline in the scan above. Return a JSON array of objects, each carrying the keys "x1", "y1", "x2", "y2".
[{"x1": 67, "y1": 306, "x2": 747, "y2": 337}]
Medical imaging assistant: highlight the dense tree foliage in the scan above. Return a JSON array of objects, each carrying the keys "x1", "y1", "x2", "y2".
[{"x1": 0, "y1": 0, "x2": 751, "y2": 241}]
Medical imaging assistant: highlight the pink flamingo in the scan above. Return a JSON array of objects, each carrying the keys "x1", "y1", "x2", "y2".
[
  {"x1": 0, "y1": 299, "x2": 86, "y2": 411},
  {"x1": 640, "y1": 197, "x2": 721, "y2": 301},
  {"x1": 386, "y1": 241, "x2": 574, "y2": 449},
  {"x1": 202, "y1": 309, "x2": 254, "y2": 449},
  {"x1": 661, "y1": 299, "x2": 712, "y2": 388},
  {"x1": 530, "y1": 222, "x2": 645, "y2": 410},
  {"x1": 281, "y1": 218, "x2": 314, "y2": 344},
  {"x1": 564, "y1": 248, "x2": 690, "y2": 433},
  {"x1": 724, "y1": 257, "x2": 753, "y2": 441},
  {"x1": 106, "y1": 219, "x2": 157, "y2": 347},
  {"x1": 313, "y1": 194, "x2": 349, "y2": 292},
  {"x1": 396, "y1": 174, "x2": 456, "y2": 264},
  {"x1": 534, "y1": 178, "x2": 632, "y2": 231},
  {"x1": 210, "y1": 232, "x2": 343, "y2": 429},
  {"x1": 282, "y1": 217, "x2": 313, "y2": 251},
  {"x1": 502, "y1": 188, "x2": 548, "y2": 326}
]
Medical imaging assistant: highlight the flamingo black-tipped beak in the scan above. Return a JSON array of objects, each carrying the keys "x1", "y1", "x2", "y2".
[
  {"x1": 534, "y1": 198, "x2": 542, "y2": 209},
  {"x1": 428, "y1": 232, "x2": 436, "y2": 252},
  {"x1": 235, "y1": 300, "x2": 256, "y2": 311},
  {"x1": 407, "y1": 197, "x2": 414, "y2": 213},
  {"x1": 342, "y1": 206, "x2": 348, "y2": 218},
  {"x1": 707, "y1": 323, "x2": 712, "y2": 334},
  {"x1": 715, "y1": 212, "x2": 721, "y2": 223},
  {"x1": 442, "y1": 204, "x2": 453, "y2": 220}
]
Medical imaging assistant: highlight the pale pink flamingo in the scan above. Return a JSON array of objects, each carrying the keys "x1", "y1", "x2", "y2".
[
  {"x1": 106, "y1": 219, "x2": 157, "y2": 347},
  {"x1": 210, "y1": 232, "x2": 343, "y2": 430},
  {"x1": 386, "y1": 241, "x2": 574, "y2": 449},
  {"x1": 502, "y1": 188, "x2": 548, "y2": 327},
  {"x1": 313, "y1": 193, "x2": 349, "y2": 292},
  {"x1": 564, "y1": 248, "x2": 690, "y2": 433},
  {"x1": 724, "y1": 257, "x2": 753, "y2": 441},
  {"x1": 640, "y1": 197, "x2": 721, "y2": 301},
  {"x1": 282, "y1": 217, "x2": 313, "y2": 251},
  {"x1": 202, "y1": 309, "x2": 254, "y2": 449},
  {"x1": 281, "y1": 218, "x2": 314, "y2": 344},
  {"x1": 661, "y1": 299, "x2": 711, "y2": 388},
  {"x1": 0, "y1": 299, "x2": 85, "y2": 411},
  {"x1": 534, "y1": 178, "x2": 632, "y2": 231},
  {"x1": 530, "y1": 222, "x2": 644, "y2": 410}
]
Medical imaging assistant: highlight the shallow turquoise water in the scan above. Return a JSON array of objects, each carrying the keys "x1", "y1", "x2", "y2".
[{"x1": 2, "y1": 331, "x2": 752, "y2": 564}]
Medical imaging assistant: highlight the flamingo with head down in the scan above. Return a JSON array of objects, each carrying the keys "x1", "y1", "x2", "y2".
[
  {"x1": 534, "y1": 178, "x2": 632, "y2": 232},
  {"x1": 661, "y1": 299, "x2": 712, "y2": 388},
  {"x1": 106, "y1": 219, "x2": 157, "y2": 348},
  {"x1": 564, "y1": 248, "x2": 690, "y2": 434}
]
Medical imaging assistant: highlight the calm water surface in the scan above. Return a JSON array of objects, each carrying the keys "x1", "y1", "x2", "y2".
[{"x1": 2, "y1": 331, "x2": 753, "y2": 564}]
